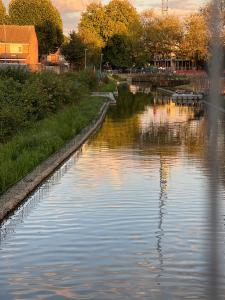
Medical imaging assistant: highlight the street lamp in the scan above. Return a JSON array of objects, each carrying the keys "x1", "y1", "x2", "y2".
[
  {"x1": 84, "y1": 48, "x2": 88, "y2": 70},
  {"x1": 100, "y1": 53, "x2": 103, "y2": 75}
]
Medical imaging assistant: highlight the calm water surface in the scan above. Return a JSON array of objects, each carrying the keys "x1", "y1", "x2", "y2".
[{"x1": 1, "y1": 88, "x2": 225, "y2": 299}]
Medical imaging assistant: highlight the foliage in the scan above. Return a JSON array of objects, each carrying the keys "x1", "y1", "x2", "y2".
[
  {"x1": 0, "y1": 0, "x2": 6, "y2": 24},
  {"x1": 0, "y1": 66, "x2": 30, "y2": 83},
  {"x1": 9, "y1": 0, "x2": 63, "y2": 56},
  {"x1": 103, "y1": 34, "x2": 133, "y2": 68},
  {"x1": 78, "y1": 28, "x2": 103, "y2": 67},
  {"x1": 104, "y1": 0, "x2": 140, "y2": 40},
  {"x1": 0, "y1": 68, "x2": 98, "y2": 141},
  {"x1": 78, "y1": 2, "x2": 105, "y2": 46},
  {"x1": 61, "y1": 32, "x2": 86, "y2": 69},
  {"x1": 78, "y1": 0, "x2": 141, "y2": 67},
  {"x1": 36, "y1": 20, "x2": 64, "y2": 56},
  {"x1": 179, "y1": 13, "x2": 208, "y2": 62},
  {"x1": 98, "y1": 78, "x2": 117, "y2": 92},
  {"x1": 141, "y1": 11, "x2": 183, "y2": 60},
  {"x1": 0, "y1": 97, "x2": 105, "y2": 194}
]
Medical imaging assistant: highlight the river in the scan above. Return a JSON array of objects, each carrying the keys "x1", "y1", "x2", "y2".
[{"x1": 0, "y1": 86, "x2": 225, "y2": 299}]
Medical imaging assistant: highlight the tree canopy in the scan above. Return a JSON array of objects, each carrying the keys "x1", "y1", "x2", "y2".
[
  {"x1": 0, "y1": 0, "x2": 6, "y2": 24},
  {"x1": 9, "y1": 0, "x2": 63, "y2": 56},
  {"x1": 179, "y1": 13, "x2": 208, "y2": 61},
  {"x1": 61, "y1": 32, "x2": 86, "y2": 70},
  {"x1": 141, "y1": 11, "x2": 183, "y2": 60},
  {"x1": 78, "y1": 0, "x2": 140, "y2": 45},
  {"x1": 103, "y1": 34, "x2": 133, "y2": 68},
  {"x1": 78, "y1": 2, "x2": 105, "y2": 47},
  {"x1": 69, "y1": 1, "x2": 213, "y2": 69}
]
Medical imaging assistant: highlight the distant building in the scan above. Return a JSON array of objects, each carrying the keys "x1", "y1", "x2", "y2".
[
  {"x1": 47, "y1": 49, "x2": 66, "y2": 65},
  {"x1": 45, "y1": 49, "x2": 69, "y2": 73},
  {"x1": 0, "y1": 25, "x2": 39, "y2": 70}
]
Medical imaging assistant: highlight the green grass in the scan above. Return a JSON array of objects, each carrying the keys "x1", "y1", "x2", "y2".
[
  {"x1": 0, "y1": 97, "x2": 105, "y2": 195},
  {"x1": 98, "y1": 80, "x2": 117, "y2": 92}
]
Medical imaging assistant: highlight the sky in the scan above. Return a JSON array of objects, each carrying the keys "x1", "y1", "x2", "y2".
[{"x1": 3, "y1": 0, "x2": 207, "y2": 33}]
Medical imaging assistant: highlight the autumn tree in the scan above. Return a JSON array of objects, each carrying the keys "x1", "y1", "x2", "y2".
[
  {"x1": 78, "y1": 0, "x2": 142, "y2": 67},
  {"x1": 78, "y1": 0, "x2": 140, "y2": 45},
  {"x1": 78, "y1": 2, "x2": 105, "y2": 47},
  {"x1": 9, "y1": 0, "x2": 63, "y2": 56},
  {"x1": 104, "y1": 0, "x2": 140, "y2": 40},
  {"x1": 180, "y1": 13, "x2": 208, "y2": 65},
  {"x1": 141, "y1": 11, "x2": 183, "y2": 61},
  {"x1": 0, "y1": 1, "x2": 6, "y2": 24}
]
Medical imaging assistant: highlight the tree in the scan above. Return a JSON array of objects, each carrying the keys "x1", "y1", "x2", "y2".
[
  {"x1": 103, "y1": 34, "x2": 133, "y2": 68},
  {"x1": 78, "y1": 2, "x2": 105, "y2": 47},
  {"x1": 36, "y1": 21, "x2": 64, "y2": 56},
  {"x1": 179, "y1": 14, "x2": 208, "y2": 64},
  {"x1": 78, "y1": 28, "x2": 103, "y2": 67},
  {"x1": 0, "y1": 0, "x2": 6, "y2": 24},
  {"x1": 78, "y1": 0, "x2": 142, "y2": 68},
  {"x1": 9, "y1": 0, "x2": 63, "y2": 56},
  {"x1": 141, "y1": 11, "x2": 183, "y2": 61},
  {"x1": 104, "y1": 0, "x2": 140, "y2": 41},
  {"x1": 61, "y1": 32, "x2": 86, "y2": 70},
  {"x1": 78, "y1": 0, "x2": 140, "y2": 44}
]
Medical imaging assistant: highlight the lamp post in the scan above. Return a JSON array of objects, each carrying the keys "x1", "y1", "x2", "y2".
[
  {"x1": 84, "y1": 48, "x2": 88, "y2": 70},
  {"x1": 100, "y1": 53, "x2": 103, "y2": 75}
]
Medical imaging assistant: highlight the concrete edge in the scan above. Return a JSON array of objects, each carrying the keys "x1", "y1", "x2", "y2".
[{"x1": 0, "y1": 101, "x2": 110, "y2": 223}]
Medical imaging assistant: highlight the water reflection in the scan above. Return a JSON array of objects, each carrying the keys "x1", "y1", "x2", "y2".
[
  {"x1": 156, "y1": 157, "x2": 169, "y2": 277},
  {"x1": 0, "y1": 148, "x2": 84, "y2": 245},
  {"x1": 0, "y1": 86, "x2": 225, "y2": 299}
]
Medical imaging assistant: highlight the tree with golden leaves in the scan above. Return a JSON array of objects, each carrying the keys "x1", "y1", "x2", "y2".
[
  {"x1": 0, "y1": 0, "x2": 6, "y2": 24},
  {"x1": 141, "y1": 10, "x2": 183, "y2": 60},
  {"x1": 180, "y1": 13, "x2": 208, "y2": 63},
  {"x1": 9, "y1": 0, "x2": 63, "y2": 56}
]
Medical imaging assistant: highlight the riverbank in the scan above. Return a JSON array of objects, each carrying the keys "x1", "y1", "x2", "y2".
[
  {"x1": 0, "y1": 97, "x2": 110, "y2": 221},
  {"x1": 0, "y1": 69, "x2": 99, "y2": 142}
]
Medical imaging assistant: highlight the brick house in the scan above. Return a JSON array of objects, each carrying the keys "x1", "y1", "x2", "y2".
[{"x1": 0, "y1": 25, "x2": 39, "y2": 70}]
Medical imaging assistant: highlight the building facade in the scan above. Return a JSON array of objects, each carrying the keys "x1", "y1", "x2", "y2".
[{"x1": 0, "y1": 25, "x2": 39, "y2": 70}]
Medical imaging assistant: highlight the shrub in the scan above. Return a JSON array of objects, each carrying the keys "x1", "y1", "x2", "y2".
[
  {"x1": 0, "y1": 66, "x2": 30, "y2": 83},
  {"x1": 0, "y1": 69, "x2": 99, "y2": 141}
]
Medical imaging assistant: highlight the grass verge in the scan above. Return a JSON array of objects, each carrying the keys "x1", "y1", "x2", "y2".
[
  {"x1": 0, "y1": 96, "x2": 105, "y2": 195},
  {"x1": 98, "y1": 80, "x2": 117, "y2": 92}
]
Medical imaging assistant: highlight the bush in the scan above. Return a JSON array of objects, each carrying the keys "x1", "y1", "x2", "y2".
[
  {"x1": 0, "y1": 66, "x2": 30, "y2": 83},
  {"x1": 0, "y1": 97, "x2": 105, "y2": 194},
  {"x1": 0, "y1": 69, "x2": 99, "y2": 141}
]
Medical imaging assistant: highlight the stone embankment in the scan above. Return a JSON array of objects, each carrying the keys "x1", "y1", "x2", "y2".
[{"x1": 92, "y1": 92, "x2": 117, "y2": 104}]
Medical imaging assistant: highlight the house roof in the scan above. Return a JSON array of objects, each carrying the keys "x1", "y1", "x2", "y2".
[{"x1": 0, "y1": 25, "x2": 36, "y2": 44}]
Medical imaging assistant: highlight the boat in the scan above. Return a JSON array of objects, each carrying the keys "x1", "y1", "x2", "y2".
[{"x1": 172, "y1": 90, "x2": 204, "y2": 101}]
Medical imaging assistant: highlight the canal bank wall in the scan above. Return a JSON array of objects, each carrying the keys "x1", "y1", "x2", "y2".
[{"x1": 0, "y1": 101, "x2": 111, "y2": 222}]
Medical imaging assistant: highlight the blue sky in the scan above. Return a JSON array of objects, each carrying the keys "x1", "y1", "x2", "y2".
[{"x1": 3, "y1": 0, "x2": 207, "y2": 32}]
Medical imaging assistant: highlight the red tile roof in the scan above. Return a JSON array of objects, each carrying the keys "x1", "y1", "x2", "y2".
[{"x1": 0, "y1": 25, "x2": 36, "y2": 44}]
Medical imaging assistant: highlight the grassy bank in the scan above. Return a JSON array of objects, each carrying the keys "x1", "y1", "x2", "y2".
[
  {"x1": 0, "y1": 96, "x2": 105, "y2": 195},
  {"x1": 98, "y1": 77, "x2": 117, "y2": 92},
  {"x1": 0, "y1": 68, "x2": 98, "y2": 142}
]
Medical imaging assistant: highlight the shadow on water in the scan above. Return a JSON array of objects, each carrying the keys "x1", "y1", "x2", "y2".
[{"x1": 108, "y1": 85, "x2": 154, "y2": 121}]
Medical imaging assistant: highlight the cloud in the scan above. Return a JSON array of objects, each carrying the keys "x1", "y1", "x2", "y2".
[{"x1": 52, "y1": 0, "x2": 94, "y2": 13}]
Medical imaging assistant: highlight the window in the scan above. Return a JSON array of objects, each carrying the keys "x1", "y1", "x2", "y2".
[{"x1": 10, "y1": 44, "x2": 23, "y2": 54}]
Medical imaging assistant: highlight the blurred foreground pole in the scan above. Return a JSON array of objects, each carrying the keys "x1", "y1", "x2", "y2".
[{"x1": 208, "y1": 0, "x2": 223, "y2": 299}]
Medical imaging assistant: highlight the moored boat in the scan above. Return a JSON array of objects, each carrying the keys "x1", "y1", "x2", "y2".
[{"x1": 172, "y1": 90, "x2": 204, "y2": 101}]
